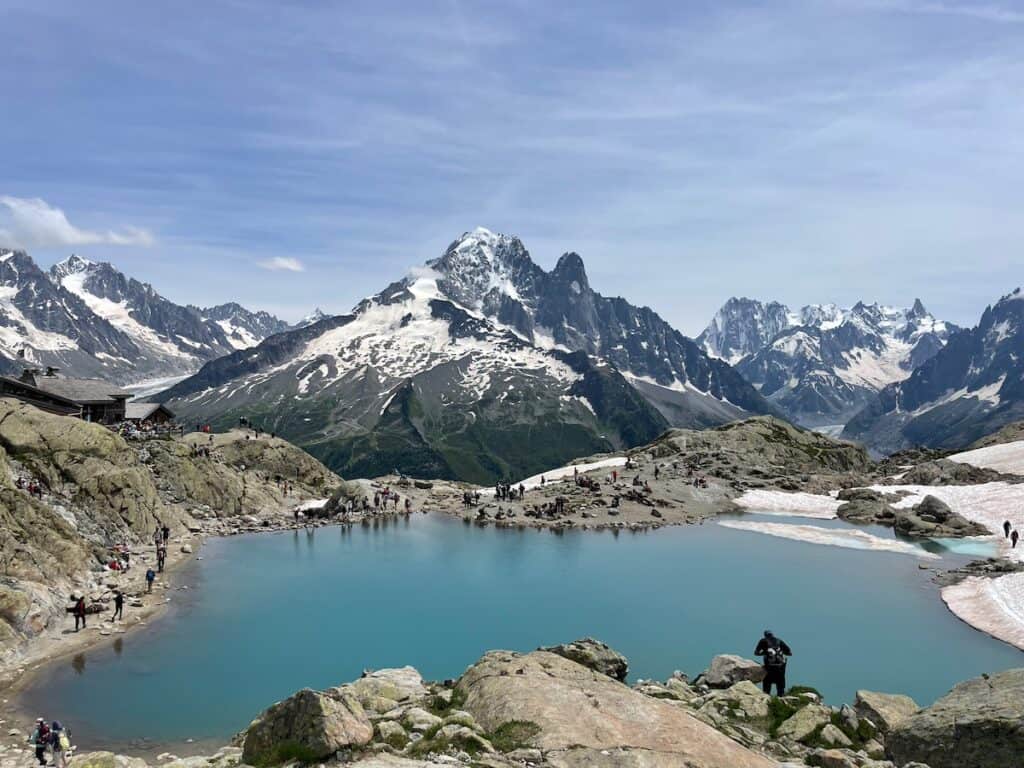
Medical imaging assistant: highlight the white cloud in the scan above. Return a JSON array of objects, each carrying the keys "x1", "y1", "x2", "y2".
[
  {"x1": 258, "y1": 256, "x2": 305, "y2": 272},
  {"x1": 0, "y1": 196, "x2": 155, "y2": 248},
  {"x1": 848, "y1": 0, "x2": 1024, "y2": 23}
]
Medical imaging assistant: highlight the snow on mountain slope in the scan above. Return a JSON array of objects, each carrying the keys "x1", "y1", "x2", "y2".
[
  {"x1": 699, "y1": 297, "x2": 955, "y2": 428},
  {"x1": 844, "y1": 288, "x2": 1024, "y2": 454},
  {"x1": 0, "y1": 248, "x2": 144, "y2": 378},
  {"x1": 0, "y1": 248, "x2": 296, "y2": 383},
  {"x1": 160, "y1": 228, "x2": 768, "y2": 482},
  {"x1": 196, "y1": 302, "x2": 292, "y2": 349},
  {"x1": 421, "y1": 228, "x2": 770, "y2": 423}
]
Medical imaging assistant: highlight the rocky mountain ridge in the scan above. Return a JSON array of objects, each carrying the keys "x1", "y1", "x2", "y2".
[
  {"x1": 699, "y1": 297, "x2": 955, "y2": 428},
  {"x1": 0, "y1": 247, "x2": 291, "y2": 384},
  {"x1": 159, "y1": 229, "x2": 773, "y2": 483},
  {"x1": 843, "y1": 287, "x2": 1024, "y2": 454}
]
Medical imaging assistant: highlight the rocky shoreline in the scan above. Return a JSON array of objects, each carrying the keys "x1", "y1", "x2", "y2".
[{"x1": 4, "y1": 638, "x2": 1018, "y2": 768}]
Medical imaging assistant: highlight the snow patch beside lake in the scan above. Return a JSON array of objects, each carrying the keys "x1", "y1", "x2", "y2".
[
  {"x1": 948, "y1": 439, "x2": 1024, "y2": 476},
  {"x1": 733, "y1": 489, "x2": 840, "y2": 519},
  {"x1": 943, "y1": 573, "x2": 1024, "y2": 652},
  {"x1": 869, "y1": 482, "x2": 1024, "y2": 562},
  {"x1": 718, "y1": 520, "x2": 941, "y2": 559}
]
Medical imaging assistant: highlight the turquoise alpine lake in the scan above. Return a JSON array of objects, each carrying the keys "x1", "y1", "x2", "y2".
[{"x1": 24, "y1": 513, "x2": 1022, "y2": 751}]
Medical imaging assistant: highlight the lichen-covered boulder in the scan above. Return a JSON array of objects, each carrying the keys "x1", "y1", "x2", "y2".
[
  {"x1": 887, "y1": 668, "x2": 1024, "y2": 768},
  {"x1": 241, "y1": 687, "x2": 372, "y2": 765},
  {"x1": 541, "y1": 638, "x2": 629, "y2": 681}
]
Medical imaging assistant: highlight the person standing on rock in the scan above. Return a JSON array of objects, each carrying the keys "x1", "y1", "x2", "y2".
[
  {"x1": 754, "y1": 630, "x2": 792, "y2": 696},
  {"x1": 73, "y1": 596, "x2": 87, "y2": 632},
  {"x1": 112, "y1": 590, "x2": 124, "y2": 622}
]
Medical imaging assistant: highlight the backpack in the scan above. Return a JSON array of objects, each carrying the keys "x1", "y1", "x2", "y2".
[
  {"x1": 58, "y1": 732, "x2": 71, "y2": 751},
  {"x1": 764, "y1": 641, "x2": 786, "y2": 668}
]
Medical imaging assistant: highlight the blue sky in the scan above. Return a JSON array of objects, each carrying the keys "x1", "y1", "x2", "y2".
[{"x1": 2, "y1": 0, "x2": 1022, "y2": 333}]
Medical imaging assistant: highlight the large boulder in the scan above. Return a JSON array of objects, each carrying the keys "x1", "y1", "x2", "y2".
[
  {"x1": 775, "y1": 704, "x2": 831, "y2": 743},
  {"x1": 456, "y1": 648, "x2": 776, "y2": 767},
  {"x1": 340, "y1": 666, "x2": 429, "y2": 713},
  {"x1": 242, "y1": 687, "x2": 372, "y2": 765},
  {"x1": 703, "y1": 654, "x2": 766, "y2": 688},
  {"x1": 887, "y1": 668, "x2": 1024, "y2": 768},
  {"x1": 540, "y1": 638, "x2": 629, "y2": 681},
  {"x1": 68, "y1": 753, "x2": 148, "y2": 768},
  {"x1": 894, "y1": 495, "x2": 989, "y2": 537},
  {"x1": 853, "y1": 690, "x2": 919, "y2": 734}
]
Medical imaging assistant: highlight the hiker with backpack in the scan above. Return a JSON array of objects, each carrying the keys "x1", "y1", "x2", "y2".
[
  {"x1": 28, "y1": 718, "x2": 50, "y2": 766},
  {"x1": 754, "y1": 629, "x2": 792, "y2": 696},
  {"x1": 49, "y1": 721, "x2": 71, "y2": 768},
  {"x1": 146, "y1": 568, "x2": 156, "y2": 593}
]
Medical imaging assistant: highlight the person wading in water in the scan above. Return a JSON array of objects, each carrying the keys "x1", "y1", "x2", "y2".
[{"x1": 754, "y1": 630, "x2": 792, "y2": 696}]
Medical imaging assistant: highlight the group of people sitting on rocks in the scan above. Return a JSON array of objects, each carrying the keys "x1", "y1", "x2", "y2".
[
  {"x1": 15, "y1": 475, "x2": 45, "y2": 498},
  {"x1": 27, "y1": 717, "x2": 72, "y2": 768},
  {"x1": 522, "y1": 496, "x2": 569, "y2": 519}
]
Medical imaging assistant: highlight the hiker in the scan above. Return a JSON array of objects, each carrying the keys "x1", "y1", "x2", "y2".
[
  {"x1": 157, "y1": 545, "x2": 166, "y2": 572},
  {"x1": 49, "y1": 722, "x2": 70, "y2": 768},
  {"x1": 1004, "y1": 520, "x2": 1012, "y2": 538},
  {"x1": 146, "y1": 568, "x2": 156, "y2": 593},
  {"x1": 73, "y1": 596, "x2": 87, "y2": 631},
  {"x1": 1013, "y1": 530, "x2": 1020, "y2": 549},
  {"x1": 754, "y1": 630, "x2": 792, "y2": 696},
  {"x1": 162, "y1": 524, "x2": 170, "y2": 543},
  {"x1": 28, "y1": 718, "x2": 49, "y2": 766},
  {"x1": 112, "y1": 590, "x2": 124, "y2": 621}
]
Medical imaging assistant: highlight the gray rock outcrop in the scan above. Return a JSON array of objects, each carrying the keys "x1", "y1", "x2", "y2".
[
  {"x1": 241, "y1": 688, "x2": 372, "y2": 765},
  {"x1": 456, "y1": 648, "x2": 777, "y2": 767},
  {"x1": 703, "y1": 654, "x2": 766, "y2": 688},
  {"x1": 853, "y1": 690, "x2": 918, "y2": 734},
  {"x1": 886, "y1": 667, "x2": 1024, "y2": 768},
  {"x1": 540, "y1": 637, "x2": 629, "y2": 681},
  {"x1": 894, "y1": 494, "x2": 989, "y2": 537}
]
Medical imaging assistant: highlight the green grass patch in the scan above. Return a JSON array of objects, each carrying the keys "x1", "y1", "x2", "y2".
[
  {"x1": 486, "y1": 720, "x2": 541, "y2": 752},
  {"x1": 767, "y1": 698, "x2": 797, "y2": 737},
  {"x1": 427, "y1": 686, "x2": 466, "y2": 716},
  {"x1": 251, "y1": 741, "x2": 321, "y2": 767}
]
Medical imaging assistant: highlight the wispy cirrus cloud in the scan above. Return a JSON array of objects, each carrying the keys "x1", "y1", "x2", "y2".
[
  {"x1": 847, "y1": 0, "x2": 1024, "y2": 23},
  {"x1": 258, "y1": 256, "x2": 305, "y2": 272},
  {"x1": 0, "y1": 196, "x2": 155, "y2": 248}
]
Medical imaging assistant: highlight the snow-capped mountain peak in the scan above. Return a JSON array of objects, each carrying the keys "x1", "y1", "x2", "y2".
[
  {"x1": 49, "y1": 253, "x2": 95, "y2": 281},
  {"x1": 158, "y1": 228, "x2": 774, "y2": 483},
  {"x1": 700, "y1": 296, "x2": 957, "y2": 428}
]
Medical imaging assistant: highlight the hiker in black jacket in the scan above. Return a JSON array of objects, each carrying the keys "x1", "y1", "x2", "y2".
[{"x1": 754, "y1": 630, "x2": 792, "y2": 696}]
